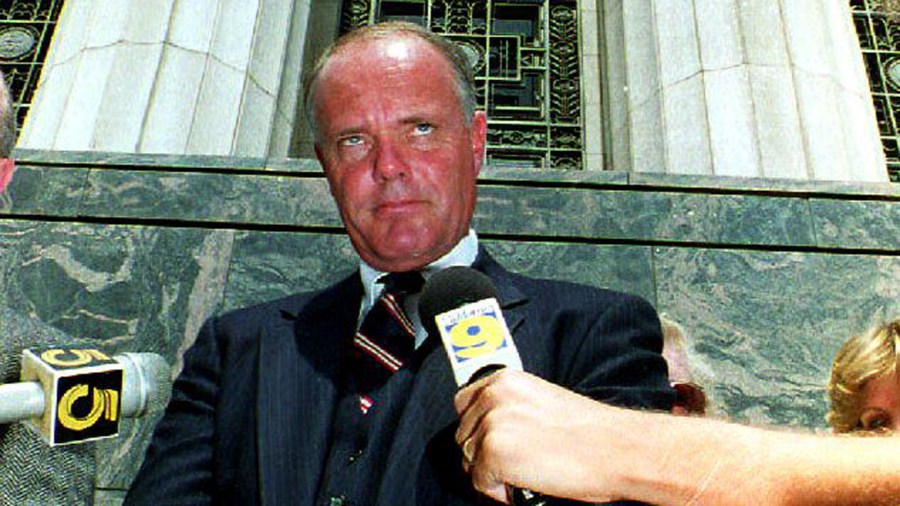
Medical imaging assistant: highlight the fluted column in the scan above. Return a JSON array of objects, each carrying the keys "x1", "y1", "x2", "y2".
[
  {"x1": 18, "y1": 0, "x2": 311, "y2": 157},
  {"x1": 601, "y1": 0, "x2": 887, "y2": 182}
]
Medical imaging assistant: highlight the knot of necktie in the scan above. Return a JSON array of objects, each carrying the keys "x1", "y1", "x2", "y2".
[
  {"x1": 379, "y1": 271, "x2": 424, "y2": 296},
  {"x1": 352, "y1": 270, "x2": 424, "y2": 414}
]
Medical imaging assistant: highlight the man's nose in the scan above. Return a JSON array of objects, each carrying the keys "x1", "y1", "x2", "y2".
[{"x1": 373, "y1": 138, "x2": 409, "y2": 181}]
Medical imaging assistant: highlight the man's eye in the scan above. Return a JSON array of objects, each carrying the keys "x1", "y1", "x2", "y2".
[
  {"x1": 413, "y1": 123, "x2": 433, "y2": 135},
  {"x1": 861, "y1": 414, "x2": 892, "y2": 432},
  {"x1": 339, "y1": 135, "x2": 364, "y2": 147}
]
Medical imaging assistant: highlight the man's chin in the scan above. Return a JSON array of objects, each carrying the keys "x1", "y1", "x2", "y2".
[{"x1": 361, "y1": 240, "x2": 447, "y2": 272}]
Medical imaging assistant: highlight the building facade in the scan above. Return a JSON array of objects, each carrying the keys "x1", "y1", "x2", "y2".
[{"x1": 6, "y1": 0, "x2": 892, "y2": 182}]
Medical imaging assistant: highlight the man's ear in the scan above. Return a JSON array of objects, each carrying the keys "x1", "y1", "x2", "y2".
[
  {"x1": 471, "y1": 110, "x2": 487, "y2": 176},
  {"x1": 0, "y1": 158, "x2": 15, "y2": 193}
]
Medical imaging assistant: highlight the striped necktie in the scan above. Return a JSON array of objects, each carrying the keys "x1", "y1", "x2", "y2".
[{"x1": 352, "y1": 271, "x2": 424, "y2": 414}]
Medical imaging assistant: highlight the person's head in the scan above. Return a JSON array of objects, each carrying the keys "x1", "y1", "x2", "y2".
[
  {"x1": 661, "y1": 315, "x2": 707, "y2": 415},
  {"x1": 0, "y1": 71, "x2": 16, "y2": 192},
  {"x1": 304, "y1": 22, "x2": 487, "y2": 272},
  {"x1": 827, "y1": 318, "x2": 900, "y2": 434}
]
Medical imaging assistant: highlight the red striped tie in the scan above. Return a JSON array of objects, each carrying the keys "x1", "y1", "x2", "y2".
[{"x1": 352, "y1": 271, "x2": 424, "y2": 414}]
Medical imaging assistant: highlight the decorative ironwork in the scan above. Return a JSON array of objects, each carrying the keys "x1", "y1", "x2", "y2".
[
  {"x1": 851, "y1": 0, "x2": 900, "y2": 182},
  {"x1": 339, "y1": 0, "x2": 584, "y2": 170},
  {"x1": 0, "y1": 0, "x2": 64, "y2": 139}
]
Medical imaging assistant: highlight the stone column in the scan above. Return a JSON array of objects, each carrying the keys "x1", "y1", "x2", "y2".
[
  {"x1": 18, "y1": 0, "x2": 311, "y2": 157},
  {"x1": 600, "y1": 0, "x2": 887, "y2": 182}
]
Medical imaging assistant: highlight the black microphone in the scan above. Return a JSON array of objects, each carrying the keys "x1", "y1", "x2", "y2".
[
  {"x1": 0, "y1": 348, "x2": 171, "y2": 445},
  {"x1": 420, "y1": 266, "x2": 549, "y2": 506}
]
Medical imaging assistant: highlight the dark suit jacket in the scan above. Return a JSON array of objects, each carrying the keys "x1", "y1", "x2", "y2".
[{"x1": 126, "y1": 250, "x2": 672, "y2": 505}]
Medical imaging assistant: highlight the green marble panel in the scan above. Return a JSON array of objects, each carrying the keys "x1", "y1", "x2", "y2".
[
  {"x1": 79, "y1": 169, "x2": 340, "y2": 227},
  {"x1": 16, "y1": 149, "x2": 326, "y2": 174},
  {"x1": 475, "y1": 186, "x2": 816, "y2": 247},
  {"x1": 222, "y1": 230, "x2": 358, "y2": 312},
  {"x1": 810, "y1": 198, "x2": 900, "y2": 251},
  {"x1": 630, "y1": 171, "x2": 900, "y2": 198},
  {"x1": 223, "y1": 234, "x2": 655, "y2": 312},
  {"x1": 654, "y1": 246, "x2": 900, "y2": 429},
  {"x1": 3, "y1": 165, "x2": 88, "y2": 216},
  {"x1": 483, "y1": 240, "x2": 656, "y2": 305},
  {"x1": 480, "y1": 166, "x2": 628, "y2": 186},
  {"x1": 1, "y1": 222, "x2": 216, "y2": 355},
  {"x1": 0, "y1": 220, "x2": 232, "y2": 490},
  {"x1": 15, "y1": 149, "x2": 268, "y2": 172}
]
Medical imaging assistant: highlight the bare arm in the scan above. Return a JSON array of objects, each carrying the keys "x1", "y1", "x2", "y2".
[{"x1": 454, "y1": 370, "x2": 900, "y2": 506}]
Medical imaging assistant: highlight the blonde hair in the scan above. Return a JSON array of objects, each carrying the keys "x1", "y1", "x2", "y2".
[{"x1": 827, "y1": 318, "x2": 900, "y2": 433}]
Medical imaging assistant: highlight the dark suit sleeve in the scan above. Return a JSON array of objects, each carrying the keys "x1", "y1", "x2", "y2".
[
  {"x1": 508, "y1": 279, "x2": 672, "y2": 506},
  {"x1": 125, "y1": 318, "x2": 222, "y2": 506},
  {"x1": 561, "y1": 292, "x2": 673, "y2": 411}
]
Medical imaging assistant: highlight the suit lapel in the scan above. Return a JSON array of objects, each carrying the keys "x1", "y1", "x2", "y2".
[
  {"x1": 257, "y1": 274, "x2": 361, "y2": 505},
  {"x1": 474, "y1": 248, "x2": 527, "y2": 335}
]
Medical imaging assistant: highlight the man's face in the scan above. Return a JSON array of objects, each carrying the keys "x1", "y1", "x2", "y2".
[{"x1": 313, "y1": 35, "x2": 486, "y2": 272}]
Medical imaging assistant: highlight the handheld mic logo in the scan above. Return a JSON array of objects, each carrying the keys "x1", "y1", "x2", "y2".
[
  {"x1": 56, "y1": 375, "x2": 120, "y2": 432},
  {"x1": 435, "y1": 298, "x2": 522, "y2": 386},
  {"x1": 21, "y1": 348, "x2": 124, "y2": 446},
  {"x1": 447, "y1": 311, "x2": 508, "y2": 360}
]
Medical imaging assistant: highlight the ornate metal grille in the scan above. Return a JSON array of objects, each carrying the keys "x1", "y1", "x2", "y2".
[
  {"x1": 0, "y1": 0, "x2": 64, "y2": 137},
  {"x1": 851, "y1": 0, "x2": 900, "y2": 182},
  {"x1": 339, "y1": 0, "x2": 583, "y2": 170}
]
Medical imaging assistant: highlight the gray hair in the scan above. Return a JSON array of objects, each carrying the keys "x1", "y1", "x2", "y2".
[
  {"x1": 302, "y1": 21, "x2": 477, "y2": 140},
  {"x1": 0, "y1": 72, "x2": 15, "y2": 158}
]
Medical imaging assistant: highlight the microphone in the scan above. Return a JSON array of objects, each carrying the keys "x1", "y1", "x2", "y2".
[
  {"x1": 0, "y1": 348, "x2": 171, "y2": 446},
  {"x1": 419, "y1": 267, "x2": 548, "y2": 506}
]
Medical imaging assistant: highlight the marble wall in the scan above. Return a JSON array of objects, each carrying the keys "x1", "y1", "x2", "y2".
[{"x1": 3, "y1": 150, "x2": 898, "y2": 503}]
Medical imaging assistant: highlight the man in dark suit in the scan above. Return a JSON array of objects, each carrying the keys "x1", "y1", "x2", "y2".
[
  {"x1": 0, "y1": 71, "x2": 95, "y2": 505},
  {"x1": 126, "y1": 22, "x2": 673, "y2": 505}
]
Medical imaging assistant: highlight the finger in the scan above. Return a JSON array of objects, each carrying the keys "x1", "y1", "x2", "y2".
[
  {"x1": 470, "y1": 464, "x2": 511, "y2": 504},
  {"x1": 455, "y1": 379, "x2": 498, "y2": 447},
  {"x1": 460, "y1": 430, "x2": 485, "y2": 477},
  {"x1": 454, "y1": 370, "x2": 499, "y2": 414},
  {"x1": 461, "y1": 454, "x2": 473, "y2": 475},
  {"x1": 462, "y1": 435, "x2": 477, "y2": 464}
]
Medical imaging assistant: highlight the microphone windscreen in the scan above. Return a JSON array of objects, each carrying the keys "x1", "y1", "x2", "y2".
[
  {"x1": 419, "y1": 266, "x2": 498, "y2": 338},
  {"x1": 117, "y1": 352, "x2": 172, "y2": 417}
]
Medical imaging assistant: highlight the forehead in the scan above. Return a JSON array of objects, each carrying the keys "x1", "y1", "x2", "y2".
[
  {"x1": 311, "y1": 35, "x2": 469, "y2": 140},
  {"x1": 313, "y1": 35, "x2": 459, "y2": 109},
  {"x1": 861, "y1": 370, "x2": 900, "y2": 407}
]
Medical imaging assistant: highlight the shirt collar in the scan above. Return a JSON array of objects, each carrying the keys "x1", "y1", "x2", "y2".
[{"x1": 359, "y1": 229, "x2": 479, "y2": 307}]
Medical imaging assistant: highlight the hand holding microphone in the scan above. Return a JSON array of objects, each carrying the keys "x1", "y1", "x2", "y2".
[{"x1": 453, "y1": 369, "x2": 631, "y2": 505}]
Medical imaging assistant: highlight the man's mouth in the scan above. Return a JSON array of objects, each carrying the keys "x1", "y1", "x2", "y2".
[{"x1": 377, "y1": 199, "x2": 422, "y2": 213}]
